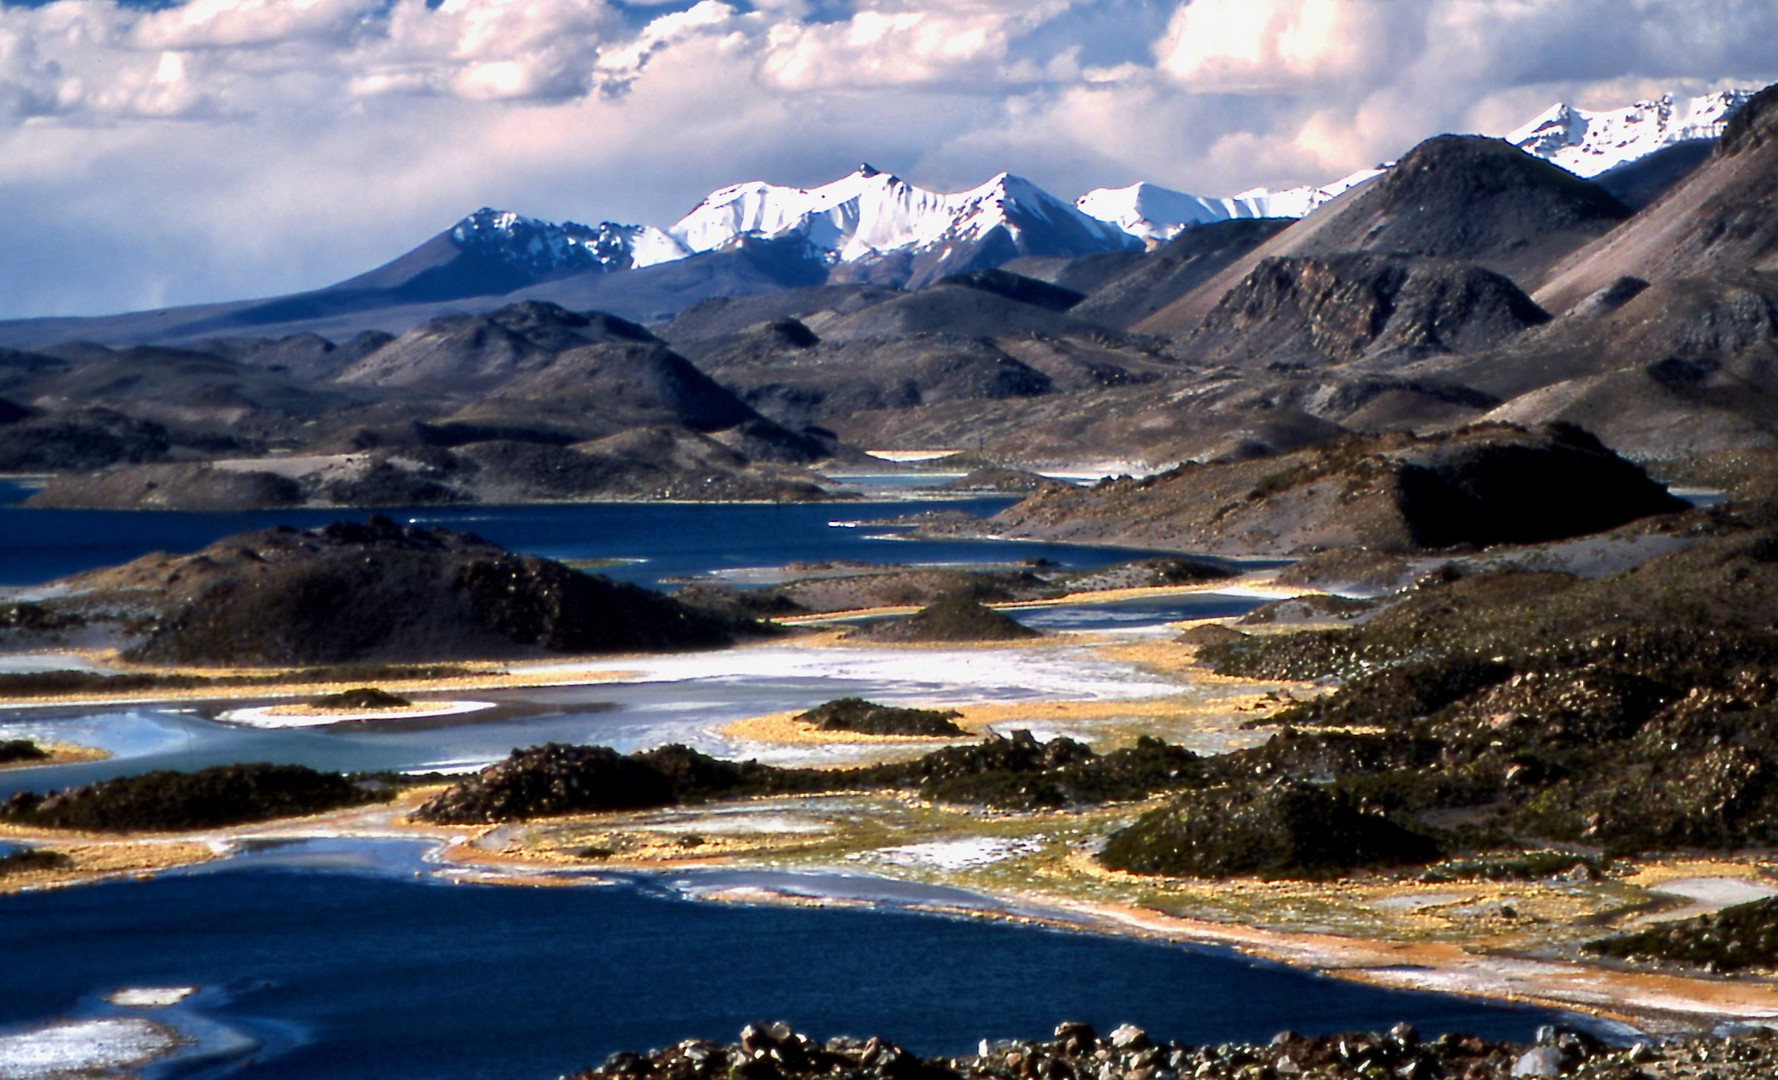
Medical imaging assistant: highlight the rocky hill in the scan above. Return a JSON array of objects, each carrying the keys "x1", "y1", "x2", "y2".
[
  {"x1": 984, "y1": 423, "x2": 1686, "y2": 555},
  {"x1": 30, "y1": 517, "x2": 749, "y2": 665},
  {"x1": 1177, "y1": 254, "x2": 1550, "y2": 371},
  {"x1": 1134, "y1": 136, "x2": 1629, "y2": 337}
]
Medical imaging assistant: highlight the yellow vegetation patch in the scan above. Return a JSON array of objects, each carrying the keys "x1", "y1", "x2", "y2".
[
  {"x1": 0, "y1": 840, "x2": 220, "y2": 894},
  {"x1": 0, "y1": 742, "x2": 110, "y2": 771}
]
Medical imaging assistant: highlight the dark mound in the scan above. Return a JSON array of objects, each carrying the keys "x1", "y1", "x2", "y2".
[
  {"x1": 1175, "y1": 624, "x2": 1247, "y2": 648},
  {"x1": 851, "y1": 596, "x2": 1042, "y2": 643},
  {"x1": 492, "y1": 340, "x2": 757, "y2": 432},
  {"x1": 1391, "y1": 422, "x2": 1689, "y2": 548},
  {"x1": 0, "y1": 408, "x2": 171, "y2": 471},
  {"x1": 414, "y1": 744, "x2": 675, "y2": 823},
  {"x1": 1349, "y1": 136, "x2": 1629, "y2": 264},
  {"x1": 0, "y1": 849, "x2": 72, "y2": 876},
  {"x1": 1236, "y1": 593, "x2": 1378, "y2": 625},
  {"x1": 796, "y1": 697, "x2": 967, "y2": 737},
  {"x1": 1181, "y1": 253, "x2": 1550, "y2": 370},
  {"x1": 990, "y1": 422, "x2": 1685, "y2": 555},
  {"x1": 1585, "y1": 896, "x2": 1778, "y2": 972},
  {"x1": 114, "y1": 516, "x2": 742, "y2": 665},
  {"x1": 938, "y1": 268, "x2": 1085, "y2": 312},
  {"x1": 413, "y1": 742, "x2": 795, "y2": 824},
  {"x1": 853, "y1": 731, "x2": 1204, "y2": 811},
  {"x1": 0, "y1": 396, "x2": 30, "y2": 425},
  {"x1": 0, "y1": 763, "x2": 382, "y2": 832},
  {"x1": 0, "y1": 739, "x2": 48, "y2": 764},
  {"x1": 311, "y1": 687, "x2": 412, "y2": 710},
  {"x1": 1099, "y1": 780, "x2": 1440, "y2": 880}
]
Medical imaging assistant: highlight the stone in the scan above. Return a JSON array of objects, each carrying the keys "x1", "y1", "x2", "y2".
[
  {"x1": 1389, "y1": 1023, "x2": 1420, "y2": 1048},
  {"x1": 1510, "y1": 1046, "x2": 1565, "y2": 1077},
  {"x1": 1110, "y1": 1025, "x2": 1151, "y2": 1051}
]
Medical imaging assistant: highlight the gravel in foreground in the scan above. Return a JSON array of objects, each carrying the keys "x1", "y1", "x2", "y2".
[{"x1": 564, "y1": 1021, "x2": 1778, "y2": 1080}]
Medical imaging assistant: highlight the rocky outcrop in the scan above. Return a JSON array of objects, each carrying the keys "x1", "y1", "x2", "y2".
[
  {"x1": 1136, "y1": 134, "x2": 1629, "y2": 336},
  {"x1": 413, "y1": 742, "x2": 793, "y2": 824},
  {"x1": 795, "y1": 698, "x2": 967, "y2": 737},
  {"x1": 986, "y1": 423, "x2": 1687, "y2": 555},
  {"x1": 1196, "y1": 520, "x2": 1778, "y2": 857},
  {"x1": 1099, "y1": 780, "x2": 1441, "y2": 880},
  {"x1": 45, "y1": 517, "x2": 748, "y2": 665},
  {"x1": 1585, "y1": 895, "x2": 1778, "y2": 973},
  {"x1": 1179, "y1": 254, "x2": 1550, "y2": 370},
  {"x1": 848, "y1": 597, "x2": 1042, "y2": 643},
  {"x1": 0, "y1": 764, "x2": 383, "y2": 832},
  {"x1": 566, "y1": 1020, "x2": 1713, "y2": 1080}
]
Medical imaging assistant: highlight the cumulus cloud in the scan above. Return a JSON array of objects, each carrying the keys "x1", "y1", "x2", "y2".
[
  {"x1": 1155, "y1": 0, "x2": 1424, "y2": 93},
  {"x1": 0, "y1": 0, "x2": 1770, "y2": 318}
]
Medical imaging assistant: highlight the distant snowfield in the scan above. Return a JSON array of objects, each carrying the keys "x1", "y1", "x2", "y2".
[{"x1": 1506, "y1": 89, "x2": 1755, "y2": 177}]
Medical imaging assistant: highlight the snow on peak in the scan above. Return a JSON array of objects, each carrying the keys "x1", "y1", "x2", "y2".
[
  {"x1": 1075, "y1": 166, "x2": 1388, "y2": 244},
  {"x1": 1506, "y1": 89, "x2": 1757, "y2": 177},
  {"x1": 667, "y1": 168, "x2": 1136, "y2": 263},
  {"x1": 450, "y1": 207, "x2": 688, "y2": 272}
]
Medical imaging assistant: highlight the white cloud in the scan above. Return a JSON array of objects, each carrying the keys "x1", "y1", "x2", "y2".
[
  {"x1": 0, "y1": 0, "x2": 1769, "y2": 319},
  {"x1": 1155, "y1": 0, "x2": 1423, "y2": 93}
]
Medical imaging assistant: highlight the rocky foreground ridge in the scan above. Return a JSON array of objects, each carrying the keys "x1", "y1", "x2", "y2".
[{"x1": 562, "y1": 1020, "x2": 1776, "y2": 1080}]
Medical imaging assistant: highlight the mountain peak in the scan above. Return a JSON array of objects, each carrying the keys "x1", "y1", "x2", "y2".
[
  {"x1": 665, "y1": 167, "x2": 1138, "y2": 285},
  {"x1": 1506, "y1": 88, "x2": 1757, "y2": 177}
]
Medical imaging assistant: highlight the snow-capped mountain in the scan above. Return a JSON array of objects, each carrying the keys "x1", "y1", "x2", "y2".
[
  {"x1": 450, "y1": 207, "x2": 688, "y2": 274},
  {"x1": 1075, "y1": 167, "x2": 1388, "y2": 245},
  {"x1": 1506, "y1": 89, "x2": 1755, "y2": 178},
  {"x1": 667, "y1": 164, "x2": 1141, "y2": 280}
]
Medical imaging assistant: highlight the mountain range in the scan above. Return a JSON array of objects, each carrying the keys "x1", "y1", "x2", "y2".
[
  {"x1": 1, "y1": 82, "x2": 1774, "y2": 512},
  {"x1": 0, "y1": 89, "x2": 1753, "y2": 350}
]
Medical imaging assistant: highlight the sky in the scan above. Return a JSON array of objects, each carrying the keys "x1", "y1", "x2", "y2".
[{"x1": 0, "y1": 0, "x2": 1771, "y2": 321}]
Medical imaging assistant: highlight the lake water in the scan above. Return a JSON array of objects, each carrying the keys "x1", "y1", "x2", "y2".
[
  {"x1": 0, "y1": 486, "x2": 1180, "y2": 590},
  {"x1": 0, "y1": 840, "x2": 1559, "y2": 1080},
  {"x1": 0, "y1": 496, "x2": 1570, "y2": 1078}
]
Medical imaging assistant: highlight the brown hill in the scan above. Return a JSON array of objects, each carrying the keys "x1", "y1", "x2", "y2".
[
  {"x1": 50, "y1": 517, "x2": 745, "y2": 665},
  {"x1": 1176, "y1": 253, "x2": 1550, "y2": 371},
  {"x1": 1136, "y1": 136, "x2": 1629, "y2": 336},
  {"x1": 985, "y1": 423, "x2": 1686, "y2": 555},
  {"x1": 331, "y1": 301, "x2": 656, "y2": 392}
]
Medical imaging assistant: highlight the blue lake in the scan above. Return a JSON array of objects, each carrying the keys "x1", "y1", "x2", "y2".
[
  {"x1": 0, "y1": 841, "x2": 1560, "y2": 1080},
  {"x1": 0, "y1": 494, "x2": 1568, "y2": 1077},
  {"x1": 0, "y1": 488, "x2": 1183, "y2": 589}
]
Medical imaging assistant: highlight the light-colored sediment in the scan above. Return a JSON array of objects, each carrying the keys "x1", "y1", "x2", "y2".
[
  {"x1": 0, "y1": 653, "x2": 644, "y2": 710},
  {"x1": 219, "y1": 700, "x2": 498, "y2": 729},
  {"x1": 776, "y1": 576, "x2": 1301, "y2": 627}
]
